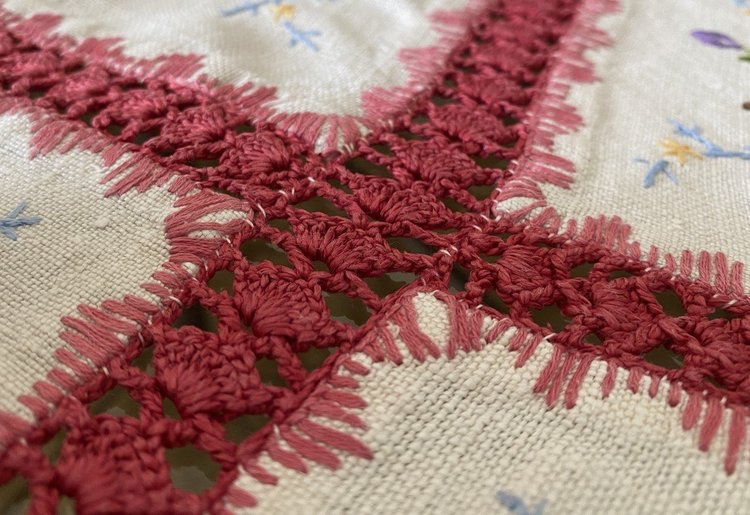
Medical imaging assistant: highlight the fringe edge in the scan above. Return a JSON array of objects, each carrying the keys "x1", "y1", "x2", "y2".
[{"x1": 238, "y1": 287, "x2": 747, "y2": 510}]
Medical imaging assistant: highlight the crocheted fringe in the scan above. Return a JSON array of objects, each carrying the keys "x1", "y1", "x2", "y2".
[
  {"x1": 239, "y1": 288, "x2": 750, "y2": 502},
  {"x1": 522, "y1": 210, "x2": 746, "y2": 299},
  {"x1": 0, "y1": 9, "x2": 204, "y2": 81},
  {"x1": 269, "y1": 0, "x2": 492, "y2": 154},
  {"x1": 0, "y1": 189, "x2": 251, "y2": 452},
  {"x1": 0, "y1": 1, "x2": 491, "y2": 155},
  {"x1": 492, "y1": 0, "x2": 619, "y2": 218},
  {"x1": 0, "y1": 87, "x2": 278, "y2": 198},
  {"x1": 360, "y1": 0, "x2": 491, "y2": 126}
]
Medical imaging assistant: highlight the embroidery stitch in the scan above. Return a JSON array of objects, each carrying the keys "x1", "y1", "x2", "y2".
[
  {"x1": 0, "y1": 201, "x2": 41, "y2": 241},
  {"x1": 671, "y1": 120, "x2": 750, "y2": 160},
  {"x1": 690, "y1": 28, "x2": 750, "y2": 64},
  {"x1": 659, "y1": 138, "x2": 703, "y2": 165},
  {"x1": 496, "y1": 491, "x2": 547, "y2": 515},
  {"x1": 640, "y1": 158, "x2": 677, "y2": 188},
  {"x1": 691, "y1": 30, "x2": 743, "y2": 49},
  {"x1": 641, "y1": 120, "x2": 750, "y2": 187},
  {"x1": 222, "y1": 0, "x2": 322, "y2": 51},
  {"x1": 8, "y1": 0, "x2": 750, "y2": 511}
]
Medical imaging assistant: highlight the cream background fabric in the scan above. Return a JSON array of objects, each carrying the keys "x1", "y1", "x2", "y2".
[
  {"x1": 237, "y1": 293, "x2": 750, "y2": 514},
  {"x1": 0, "y1": 113, "x2": 248, "y2": 424},
  {"x1": 0, "y1": 113, "x2": 176, "y2": 420},
  {"x1": 3, "y1": 0, "x2": 468, "y2": 116},
  {"x1": 505, "y1": 0, "x2": 750, "y2": 288}
]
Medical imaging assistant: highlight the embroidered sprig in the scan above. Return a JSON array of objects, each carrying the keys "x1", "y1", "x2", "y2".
[
  {"x1": 0, "y1": 201, "x2": 41, "y2": 240},
  {"x1": 222, "y1": 0, "x2": 322, "y2": 52},
  {"x1": 691, "y1": 28, "x2": 749, "y2": 62},
  {"x1": 639, "y1": 120, "x2": 750, "y2": 188},
  {"x1": 638, "y1": 158, "x2": 677, "y2": 188},
  {"x1": 496, "y1": 491, "x2": 547, "y2": 515},
  {"x1": 671, "y1": 120, "x2": 750, "y2": 160}
]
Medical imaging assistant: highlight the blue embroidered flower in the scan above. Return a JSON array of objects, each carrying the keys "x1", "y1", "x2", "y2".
[
  {"x1": 0, "y1": 201, "x2": 41, "y2": 241},
  {"x1": 496, "y1": 491, "x2": 547, "y2": 515},
  {"x1": 222, "y1": 0, "x2": 322, "y2": 51},
  {"x1": 690, "y1": 30, "x2": 743, "y2": 49}
]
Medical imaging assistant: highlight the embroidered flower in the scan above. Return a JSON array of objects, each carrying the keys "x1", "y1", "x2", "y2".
[
  {"x1": 271, "y1": 3, "x2": 295, "y2": 22},
  {"x1": 659, "y1": 138, "x2": 703, "y2": 165},
  {"x1": 0, "y1": 201, "x2": 41, "y2": 240},
  {"x1": 690, "y1": 30, "x2": 743, "y2": 49},
  {"x1": 496, "y1": 491, "x2": 547, "y2": 515},
  {"x1": 222, "y1": 0, "x2": 323, "y2": 51},
  {"x1": 640, "y1": 120, "x2": 750, "y2": 188}
]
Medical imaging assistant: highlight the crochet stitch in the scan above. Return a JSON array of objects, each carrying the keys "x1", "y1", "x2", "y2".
[{"x1": 1, "y1": 0, "x2": 750, "y2": 512}]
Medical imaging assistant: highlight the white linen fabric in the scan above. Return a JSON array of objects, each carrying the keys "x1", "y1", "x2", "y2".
[
  {"x1": 498, "y1": 0, "x2": 750, "y2": 289},
  {"x1": 237, "y1": 293, "x2": 750, "y2": 514},
  {"x1": 3, "y1": 0, "x2": 469, "y2": 116}
]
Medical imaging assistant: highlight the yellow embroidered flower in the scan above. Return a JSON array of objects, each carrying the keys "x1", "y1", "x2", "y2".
[
  {"x1": 659, "y1": 138, "x2": 704, "y2": 166},
  {"x1": 272, "y1": 4, "x2": 295, "y2": 22}
]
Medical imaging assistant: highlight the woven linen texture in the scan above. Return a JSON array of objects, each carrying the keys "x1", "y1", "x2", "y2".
[{"x1": 1, "y1": 0, "x2": 750, "y2": 513}]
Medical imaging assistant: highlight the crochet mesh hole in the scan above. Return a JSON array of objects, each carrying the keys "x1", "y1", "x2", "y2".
[
  {"x1": 328, "y1": 179, "x2": 353, "y2": 193},
  {"x1": 312, "y1": 260, "x2": 330, "y2": 272},
  {"x1": 371, "y1": 143, "x2": 393, "y2": 156},
  {"x1": 132, "y1": 346, "x2": 155, "y2": 376},
  {"x1": 364, "y1": 272, "x2": 419, "y2": 298},
  {"x1": 643, "y1": 343, "x2": 685, "y2": 370},
  {"x1": 324, "y1": 292, "x2": 371, "y2": 326},
  {"x1": 105, "y1": 123, "x2": 123, "y2": 136},
  {"x1": 502, "y1": 116, "x2": 520, "y2": 127},
  {"x1": 268, "y1": 218, "x2": 293, "y2": 232},
  {"x1": 608, "y1": 269, "x2": 634, "y2": 280},
  {"x1": 298, "y1": 347, "x2": 336, "y2": 372},
  {"x1": 188, "y1": 158, "x2": 220, "y2": 169},
  {"x1": 449, "y1": 263, "x2": 471, "y2": 293},
  {"x1": 705, "y1": 376, "x2": 728, "y2": 389},
  {"x1": 654, "y1": 290, "x2": 686, "y2": 317},
  {"x1": 468, "y1": 184, "x2": 495, "y2": 200},
  {"x1": 224, "y1": 415, "x2": 269, "y2": 444},
  {"x1": 165, "y1": 446, "x2": 221, "y2": 494},
  {"x1": 482, "y1": 289, "x2": 510, "y2": 315},
  {"x1": 430, "y1": 94, "x2": 459, "y2": 106},
  {"x1": 439, "y1": 197, "x2": 469, "y2": 213},
  {"x1": 234, "y1": 123, "x2": 255, "y2": 134},
  {"x1": 386, "y1": 237, "x2": 436, "y2": 255},
  {"x1": 471, "y1": 155, "x2": 509, "y2": 169},
  {"x1": 240, "y1": 239, "x2": 292, "y2": 267},
  {"x1": 531, "y1": 304, "x2": 572, "y2": 333},
  {"x1": 395, "y1": 130, "x2": 425, "y2": 141},
  {"x1": 212, "y1": 187, "x2": 243, "y2": 199},
  {"x1": 584, "y1": 333, "x2": 603, "y2": 346},
  {"x1": 132, "y1": 129, "x2": 160, "y2": 146},
  {"x1": 41, "y1": 429, "x2": 66, "y2": 466},
  {"x1": 172, "y1": 302, "x2": 219, "y2": 333},
  {"x1": 207, "y1": 269, "x2": 234, "y2": 295},
  {"x1": 88, "y1": 385, "x2": 140, "y2": 417},
  {"x1": 294, "y1": 197, "x2": 349, "y2": 218},
  {"x1": 57, "y1": 496, "x2": 76, "y2": 515},
  {"x1": 709, "y1": 307, "x2": 737, "y2": 320},
  {"x1": 256, "y1": 358, "x2": 287, "y2": 387},
  {"x1": 479, "y1": 252, "x2": 501, "y2": 264},
  {"x1": 27, "y1": 87, "x2": 48, "y2": 99},
  {"x1": 570, "y1": 262, "x2": 594, "y2": 278},
  {"x1": 0, "y1": 476, "x2": 28, "y2": 514},
  {"x1": 345, "y1": 157, "x2": 392, "y2": 178},
  {"x1": 162, "y1": 397, "x2": 182, "y2": 420}
]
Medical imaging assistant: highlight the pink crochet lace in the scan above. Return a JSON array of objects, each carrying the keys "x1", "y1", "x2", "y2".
[{"x1": 2, "y1": 0, "x2": 750, "y2": 512}]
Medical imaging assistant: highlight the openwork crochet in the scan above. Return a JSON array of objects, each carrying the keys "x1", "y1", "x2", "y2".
[{"x1": 1, "y1": 0, "x2": 750, "y2": 512}]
